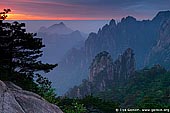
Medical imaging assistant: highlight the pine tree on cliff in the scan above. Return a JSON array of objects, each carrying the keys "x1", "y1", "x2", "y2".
[{"x1": 0, "y1": 9, "x2": 57, "y2": 90}]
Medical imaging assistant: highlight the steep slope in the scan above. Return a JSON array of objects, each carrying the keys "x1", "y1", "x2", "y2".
[
  {"x1": 53, "y1": 11, "x2": 170, "y2": 95},
  {"x1": 120, "y1": 65, "x2": 169, "y2": 108},
  {"x1": 0, "y1": 80, "x2": 63, "y2": 113},
  {"x1": 66, "y1": 64, "x2": 170, "y2": 108},
  {"x1": 147, "y1": 18, "x2": 170, "y2": 69},
  {"x1": 95, "y1": 65, "x2": 170, "y2": 108},
  {"x1": 85, "y1": 12, "x2": 170, "y2": 68},
  {"x1": 89, "y1": 48, "x2": 135, "y2": 83},
  {"x1": 66, "y1": 48, "x2": 135, "y2": 98}
]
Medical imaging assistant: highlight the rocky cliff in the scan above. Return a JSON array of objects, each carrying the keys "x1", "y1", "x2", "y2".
[
  {"x1": 89, "y1": 51, "x2": 114, "y2": 82},
  {"x1": 66, "y1": 48, "x2": 135, "y2": 98},
  {"x1": 85, "y1": 11, "x2": 170, "y2": 68},
  {"x1": 147, "y1": 18, "x2": 170, "y2": 69},
  {"x1": 53, "y1": 11, "x2": 170, "y2": 95},
  {"x1": 0, "y1": 80, "x2": 63, "y2": 113}
]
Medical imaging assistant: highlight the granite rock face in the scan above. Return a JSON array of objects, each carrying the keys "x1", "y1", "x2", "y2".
[
  {"x1": 0, "y1": 80, "x2": 63, "y2": 113},
  {"x1": 89, "y1": 48, "x2": 135, "y2": 89},
  {"x1": 66, "y1": 48, "x2": 135, "y2": 98},
  {"x1": 89, "y1": 51, "x2": 114, "y2": 82},
  {"x1": 147, "y1": 19, "x2": 170, "y2": 69},
  {"x1": 55, "y1": 11, "x2": 170, "y2": 95}
]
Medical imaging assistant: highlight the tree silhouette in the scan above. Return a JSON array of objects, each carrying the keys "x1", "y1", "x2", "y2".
[
  {"x1": 0, "y1": 9, "x2": 11, "y2": 20},
  {"x1": 0, "y1": 9, "x2": 57, "y2": 91}
]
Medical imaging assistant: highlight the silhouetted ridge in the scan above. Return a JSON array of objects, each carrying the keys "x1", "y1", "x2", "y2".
[
  {"x1": 59, "y1": 22, "x2": 65, "y2": 25},
  {"x1": 38, "y1": 22, "x2": 73, "y2": 35},
  {"x1": 152, "y1": 10, "x2": 170, "y2": 21},
  {"x1": 121, "y1": 16, "x2": 137, "y2": 23},
  {"x1": 50, "y1": 22, "x2": 66, "y2": 28},
  {"x1": 109, "y1": 19, "x2": 116, "y2": 26}
]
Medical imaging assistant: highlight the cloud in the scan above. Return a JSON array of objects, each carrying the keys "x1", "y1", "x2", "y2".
[{"x1": 0, "y1": 0, "x2": 170, "y2": 20}]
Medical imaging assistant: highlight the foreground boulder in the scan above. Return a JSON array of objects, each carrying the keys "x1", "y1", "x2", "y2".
[{"x1": 0, "y1": 80, "x2": 63, "y2": 113}]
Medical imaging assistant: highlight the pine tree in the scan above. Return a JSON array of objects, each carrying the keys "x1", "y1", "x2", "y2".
[{"x1": 0, "y1": 9, "x2": 57, "y2": 91}]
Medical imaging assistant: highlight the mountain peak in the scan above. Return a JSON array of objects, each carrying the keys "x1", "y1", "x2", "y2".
[
  {"x1": 41, "y1": 22, "x2": 73, "y2": 35},
  {"x1": 156, "y1": 10, "x2": 170, "y2": 17},
  {"x1": 50, "y1": 22, "x2": 66, "y2": 28},
  {"x1": 121, "y1": 16, "x2": 136, "y2": 23},
  {"x1": 70, "y1": 30, "x2": 82, "y2": 37},
  {"x1": 109, "y1": 19, "x2": 116, "y2": 25},
  {"x1": 152, "y1": 10, "x2": 170, "y2": 22},
  {"x1": 59, "y1": 22, "x2": 65, "y2": 25}
]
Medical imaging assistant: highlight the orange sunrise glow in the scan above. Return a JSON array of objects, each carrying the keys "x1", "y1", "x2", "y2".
[
  {"x1": 6, "y1": 13, "x2": 109, "y2": 20},
  {"x1": 1, "y1": 0, "x2": 170, "y2": 20},
  {"x1": 7, "y1": 13, "x2": 48, "y2": 20}
]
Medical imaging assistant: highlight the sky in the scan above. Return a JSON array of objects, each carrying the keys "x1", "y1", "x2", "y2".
[{"x1": 0, "y1": 0, "x2": 170, "y2": 20}]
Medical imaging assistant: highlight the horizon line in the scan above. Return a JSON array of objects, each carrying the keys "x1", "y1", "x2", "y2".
[{"x1": 5, "y1": 19, "x2": 110, "y2": 21}]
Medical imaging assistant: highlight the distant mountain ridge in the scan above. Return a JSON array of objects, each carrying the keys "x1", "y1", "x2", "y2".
[
  {"x1": 37, "y1": 22, "x2": 86, "y2": 63},
  {"x1": 48, "y1": 11, "x2": 170, "y2": 95},
  {"x1": 38, "y1": 22, "x2": 73, "y2": 35}
]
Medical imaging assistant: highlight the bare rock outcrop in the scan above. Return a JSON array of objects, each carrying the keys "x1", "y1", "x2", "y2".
[{"x1": 0, "y1": 80, "x2": 63, "y2": 113}]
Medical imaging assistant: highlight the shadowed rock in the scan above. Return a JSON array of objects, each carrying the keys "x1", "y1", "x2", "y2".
[{"x1": 0, "y1": 80, "x2": 63, "y2": 113}]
